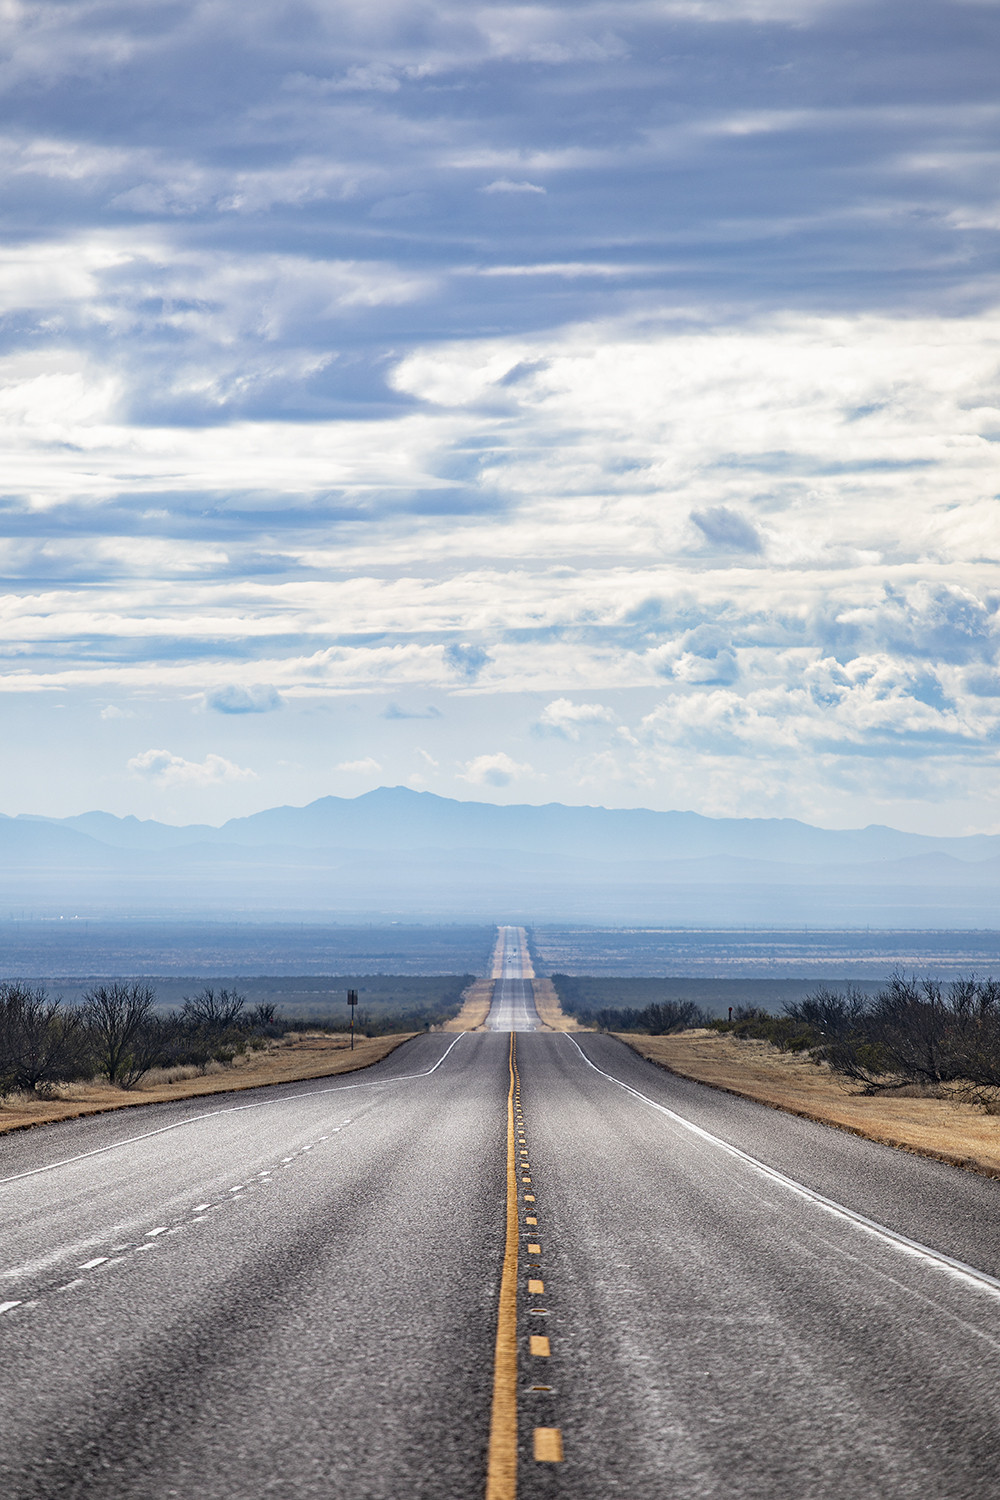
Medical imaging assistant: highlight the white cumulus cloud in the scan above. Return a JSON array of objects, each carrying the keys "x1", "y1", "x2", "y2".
[
  {"x1": 205, "y1": 684, "x2": 284, "y2": 714},
  {"x1": 460, "y1": 752, "x2": 534, "y2": 787},
  {"x1": 537, "y1": 698, "x2": 616, "y2": 738},
  {"x1": 127, "y1": 749, "x2": 256, "y2": 786}
]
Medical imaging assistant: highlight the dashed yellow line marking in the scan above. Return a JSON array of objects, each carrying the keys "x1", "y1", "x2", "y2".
[
  {"x1": 525, "y1": 1216, "x2": 537, "y2": 1225},
  {"x1": 527, "y1": 1242, "x2": 541, "y2": 1255},
  {"x1": 534, "y1": 1428, "x2": 564, "y2": 1463},
  {"x1": 530, "y1": 1335, "x2": 551, "y2": 1357},
  {"x1": 524, "y1": 1194, "x2": 535, "y2": 1202},
  {"x1": 528, "y1": 1278, "x2": 544, "y2": 1294}
]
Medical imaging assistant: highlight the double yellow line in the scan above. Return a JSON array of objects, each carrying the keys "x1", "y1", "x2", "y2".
[{"x1": 486, "y1": 1031, "x2": 520, "y2": 1500}]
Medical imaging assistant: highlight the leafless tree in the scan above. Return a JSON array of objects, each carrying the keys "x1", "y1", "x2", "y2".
[
  {"x1": 0, "y1": 983, "x2": 87, "y2": 1094},
  {"x1": 81, "y1": 981, "x2": 161, "y2": 1088}
]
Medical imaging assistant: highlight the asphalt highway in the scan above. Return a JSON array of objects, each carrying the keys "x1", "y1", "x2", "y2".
[
  {"x1": 486, "y1": 926, "x2": 540, "y2": 1032},
  {"x1": 5, "y1": 1029, "x2": 1000, "y2": 1497}
]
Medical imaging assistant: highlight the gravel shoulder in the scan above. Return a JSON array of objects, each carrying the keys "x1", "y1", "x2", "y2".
[
  {"x1": 0, "y1": 1032, "x2": 415, "y2": 1136},
  {"x1": 619, "y1": 1029, "x2": 1000, "y2": 1178}
]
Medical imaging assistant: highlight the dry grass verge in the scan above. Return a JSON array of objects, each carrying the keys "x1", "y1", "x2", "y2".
[
  {"x1": 444, "y1": 978, "x2": 495, "y2": 1031},
  {"x1": 619, "y1": 1029, "x2": 1000, "y2": 1179},
  {"x1": 0, "y1": 1031, "x2": 415, "y2": 1136},
  {"x1": 532, "y1": 978, "x2": 581, "y2": 1031}
]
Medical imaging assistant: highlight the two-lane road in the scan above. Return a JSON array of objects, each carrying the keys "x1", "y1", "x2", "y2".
[
  {"x1": 485, "y1": 925, "x2": 540, "y2": 1032},
  {"x1": 5, "y1": 1028, "x2": 1000, "y2": 1496}
]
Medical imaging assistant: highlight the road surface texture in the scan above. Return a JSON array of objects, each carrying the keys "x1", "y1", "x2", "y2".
[
  {"x1": 5, "y1": 1028, "x2": 1000, "y2": 1496},
  {"x1": 486, "y1": 926, "x2": 540, "y2": 1032}
]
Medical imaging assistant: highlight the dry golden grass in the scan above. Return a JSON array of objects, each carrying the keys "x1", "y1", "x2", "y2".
[
  {"x1": 532, "y1": 978, "x2": 581, "y2": 1032},
  {"x1": 443, "y1": 978, "x2": 495, "y2": 1030},
  {"x1": 620, "y1": 1030, "x2": 1000, "y2": 1178},
  {"x1": 0, "y1": 1031, "x2": 415, "y2": 1137}
]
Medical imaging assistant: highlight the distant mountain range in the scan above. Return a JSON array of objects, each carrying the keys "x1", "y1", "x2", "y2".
[{"x1": 2, "y1": 787, "x2": 999, "y2": 926}]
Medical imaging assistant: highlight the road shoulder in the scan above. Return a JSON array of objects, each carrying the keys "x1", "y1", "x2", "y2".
[
  {"x1": 0, "y1": 1032, "x2": 416, "y2": 1136},
  {"x1": 619, "y1": 1029, "x2": 1000, "y2": 1179}
]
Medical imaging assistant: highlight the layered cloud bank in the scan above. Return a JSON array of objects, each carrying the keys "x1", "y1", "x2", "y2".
[{"x1": 0, "y1": 0, "x2": 997, "y2": 832}]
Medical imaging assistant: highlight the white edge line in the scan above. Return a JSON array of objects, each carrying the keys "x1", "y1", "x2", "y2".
[
  {"x1": 0, "y1": 1032, "x2": 467, "y2": 1188},
  {"x1": 565, "y1": 1034, "x2": 1000, "y2": 1302}
]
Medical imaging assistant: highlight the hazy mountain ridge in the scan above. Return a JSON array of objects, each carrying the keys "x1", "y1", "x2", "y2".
[
  {"x1": 12, "y1": 787, "x2": 1000, "y2": 864},
  {"x1": 2, "y1": 790, "x2": 999, "y2": 924}
]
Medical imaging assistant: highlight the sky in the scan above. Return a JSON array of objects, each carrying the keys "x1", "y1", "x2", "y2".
[{"x1": 1, "y1": 0, "x2": 999, "y2": 833}]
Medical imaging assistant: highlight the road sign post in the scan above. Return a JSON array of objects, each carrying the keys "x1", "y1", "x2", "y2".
[{"x1": 347, "y1": 988, "x2": 358, "y2": 1049}]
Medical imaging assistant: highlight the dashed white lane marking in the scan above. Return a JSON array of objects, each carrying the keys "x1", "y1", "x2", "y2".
[
  {"x1": 3, "y1": 1114, "x2": 360, "y2": 1308},
  {"x1": 566, "y1": 1034, "x2": 1000, "y2": 1303},
  {"x1": 0, "y1": 1299, "x2": 21, "y2": 1314},
  {"x1": 0, "y1": 1033, "x2": 466, "y2": 1188}
]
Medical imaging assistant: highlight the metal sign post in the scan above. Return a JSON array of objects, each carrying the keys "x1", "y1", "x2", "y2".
[{"x1": 347, "y1": 989, "x2": 358, "y2": 1049}]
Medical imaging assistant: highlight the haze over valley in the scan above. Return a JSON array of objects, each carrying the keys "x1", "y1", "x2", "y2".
[{"x1": 5, "y1": 786, "x2": 1000, "y2": 926}]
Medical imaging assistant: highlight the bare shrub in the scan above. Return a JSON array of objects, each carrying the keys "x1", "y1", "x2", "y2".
[
  {"x1": 81, "y1": 981, "x2": 166, "y2": 1088},
  {"x1": 0, "y1": 983, "x2": 88, "y2": 1095}
]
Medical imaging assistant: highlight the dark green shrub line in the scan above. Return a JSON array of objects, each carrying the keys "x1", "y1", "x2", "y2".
[
  {"x1": 550, "y1": 973, "x2": 710, "y2": 1034},
  {"x1": 708, "y1": 974, "x2": 1000, "y2": 1094},
  {"x1": 590, "y1": 999, "x2": 710, "y2": 1035},
  {"x1": 554, "y1": 969, "x2": 1000, "y2": 1093},
  {"x1": 0, "y1": 978, "x2": 454, "y2": 1098}
]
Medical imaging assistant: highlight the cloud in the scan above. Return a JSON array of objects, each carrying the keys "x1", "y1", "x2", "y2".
[
  {"x1": 335, "y1": 757, "x2": 382, "y2": 774},
  {"x1": 99, "y1": 704, "x2": 134, "y2": 719},
  {"x1": 127, "y1": 749, "x2": 256, "y2": 785},
  {"x1": 0, "y1": 1, "x2": 998, "y2": 830},
  {"x1": 460, "y1": 752, "x2": 533, "y2": 787},
  {"x1": 443, "y1": 643, "x2": 493, "y2": 681},
  {"x1": 537, "y1": 698, "x2": 616, "y2": 739},
  {"x1": 481, "y1": 180, "x2": 546, "y2": 194},
  {"x1": 690, "y1": 507, "x2": 763, "y2": 554},
  {"x1": 383, "y1": 702, "x2": 443, "y2": 719},
  {"x1": 670, "y1": 649, "x2": 740, "y2": 685},
  {"x1": 205, "y1": 684, "x2": 285, "y2": 714},
  {"x1": 835, "y1": 584, "x2": 999, "y2": 666}
]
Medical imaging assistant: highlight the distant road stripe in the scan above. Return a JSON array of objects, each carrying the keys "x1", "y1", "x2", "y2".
[
  {"x1": 486, "y1": 1032, "x2": 520, "y2": 1500},
  {"x1": 566, "y1": 1034, "x2": 1000, "y2": 1303},
  {"x1": 0, "y1": 1033, "x2": 467, "y2": 1188}
]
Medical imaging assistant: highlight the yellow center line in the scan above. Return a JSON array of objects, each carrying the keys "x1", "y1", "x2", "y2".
[{"x1": 485, "y1": 1032, "x2": 519, "y2": 1500}]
